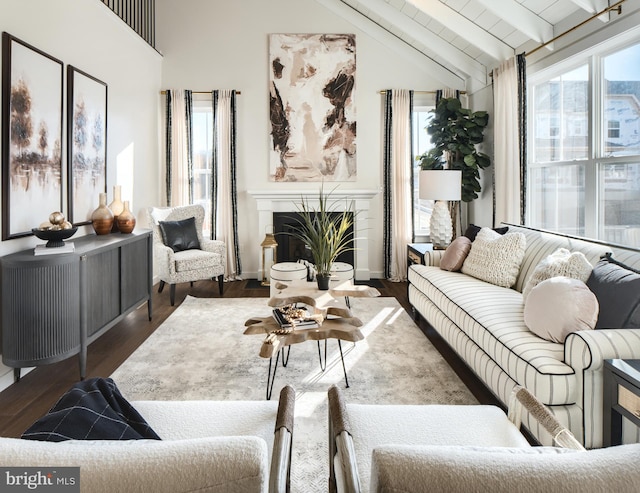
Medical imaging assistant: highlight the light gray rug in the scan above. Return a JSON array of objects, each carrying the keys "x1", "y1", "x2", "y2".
[{"x1": 111, "y1": 295, "x2": 477, "y2": 493}]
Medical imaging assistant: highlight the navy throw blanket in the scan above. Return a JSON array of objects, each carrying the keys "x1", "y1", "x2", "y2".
[{"x1": 21, "y1": 377, "x2": 161, "y2": 442}]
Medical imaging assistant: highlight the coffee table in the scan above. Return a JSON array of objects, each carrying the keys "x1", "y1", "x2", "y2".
[{"x1": 244, "y1": 279, "x2": 380, "y2": 399}]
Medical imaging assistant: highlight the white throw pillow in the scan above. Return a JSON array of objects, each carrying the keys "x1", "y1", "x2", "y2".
[
  {"x1": 524, "y1": 276, "x2": 599, "y2": 343},
  {"x1": 461, "y1": 228, "x2": 526, "y2": 288},
  {"x1": 522, "y1": 248, "x2": 593, "y2": 301}
]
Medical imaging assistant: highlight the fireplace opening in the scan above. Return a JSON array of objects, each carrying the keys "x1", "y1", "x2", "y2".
[{"x1": 273, "y1": 212, "x2": 355, "y2": 266}]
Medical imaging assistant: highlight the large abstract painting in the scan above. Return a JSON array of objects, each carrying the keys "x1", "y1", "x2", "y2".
[
  {"x1": 269, "y1": 34, "x2": 356, "y2": 182},
  {"x1": 1, "y1": 32, "x2": 63, "y2": 240}
]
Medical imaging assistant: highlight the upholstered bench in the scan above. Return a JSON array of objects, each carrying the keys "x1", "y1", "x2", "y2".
[{"x1": 269, "y1": 262, "x2": 307, "y2": 296}]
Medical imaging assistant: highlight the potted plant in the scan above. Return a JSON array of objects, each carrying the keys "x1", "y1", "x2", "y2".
[{"x1": 289, "y1": 186, "x2": 355, "y2": 290}]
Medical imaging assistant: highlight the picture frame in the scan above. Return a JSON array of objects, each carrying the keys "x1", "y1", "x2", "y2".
[
  {"x1": 2, "y1": 32, "x2": 64, "y2": 240},
  {"x1": 67, "y1": 65, "x2": 107, "y2": 226}
]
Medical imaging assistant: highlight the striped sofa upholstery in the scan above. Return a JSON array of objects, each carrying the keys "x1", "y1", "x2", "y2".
[{"x1": 408, "y1": 223, "x2": 640, "y2": 449}]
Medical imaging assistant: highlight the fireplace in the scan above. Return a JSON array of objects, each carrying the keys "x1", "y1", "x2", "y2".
[
  {"x1": 248, "y1": 189, "x2": 378, "y2": 280},
  {"x1": 272, "y1": 212, "x2": 355, "y2": 266}
]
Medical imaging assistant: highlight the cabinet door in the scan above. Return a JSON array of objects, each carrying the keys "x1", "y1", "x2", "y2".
[
  {"x1": 84, "y1": 249, "x2": 120, "y2": 337},
  {"x1": 120, "y1": 235, "x2": 150, "y2": 312}
]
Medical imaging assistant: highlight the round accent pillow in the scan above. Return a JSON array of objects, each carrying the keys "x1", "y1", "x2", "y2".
[
  {"x1": 524, "y1": 276, "x2": 599, "y2": 343},
  {"x1": 440, "y1": 236, "x2": 472, "y2": 272}
]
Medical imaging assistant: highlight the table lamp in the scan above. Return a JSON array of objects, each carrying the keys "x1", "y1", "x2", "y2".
[{"x1": 419, "y1": 169, "x2": 462, "y2": 249}]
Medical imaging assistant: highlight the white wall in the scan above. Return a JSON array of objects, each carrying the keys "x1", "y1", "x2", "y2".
[
  {"x1": 156, "y1": 0, "x2": 466, "y2": 279},
  {"x1": 0, "y1": 0, "x2": 162, "y2": 387}
]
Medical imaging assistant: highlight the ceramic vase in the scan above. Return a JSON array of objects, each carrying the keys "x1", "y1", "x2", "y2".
[
  {"x1": 109, "y1": 185, "x2": 124, "y2": 232},
  {"x1": 116, "y1": 201, "x2": 136, "y2": 234},
  {"x1": 91, "y1": 192, "x2": 114, "y2": 235}
]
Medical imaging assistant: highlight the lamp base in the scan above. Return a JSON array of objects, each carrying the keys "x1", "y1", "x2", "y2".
[{"x1": 429, "y1": 200, "x2": 453, "y2": 249}]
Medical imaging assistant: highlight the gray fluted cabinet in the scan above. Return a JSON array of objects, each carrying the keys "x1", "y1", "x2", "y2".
[{"x1": 1, "y1": 231, "x2": 152, "y2": 381}]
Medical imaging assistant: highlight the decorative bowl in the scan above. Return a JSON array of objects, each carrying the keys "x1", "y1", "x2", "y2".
[{"x1": 31, "y1": 227, "x2": 78, "y2": 248}]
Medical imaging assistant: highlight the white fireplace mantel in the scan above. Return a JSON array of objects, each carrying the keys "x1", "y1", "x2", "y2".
[{"x1": 248, "y1": 189, "x2": 378, "y2": 280}]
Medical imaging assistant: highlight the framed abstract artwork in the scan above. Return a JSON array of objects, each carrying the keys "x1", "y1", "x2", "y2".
[
  {"x1": 269, "y1": 34, "x2": 356, "y2": 182},
  {"x1": 67, "y1": 65, "x2": 107, "y2": 225},
  {"x1": 1, "y1": 32, "x2": 64, "y2": 240}
]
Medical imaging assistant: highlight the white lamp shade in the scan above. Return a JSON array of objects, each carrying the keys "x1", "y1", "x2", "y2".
[{"x1": 419, "y1": 170, "x2": 462, "y2": 201}]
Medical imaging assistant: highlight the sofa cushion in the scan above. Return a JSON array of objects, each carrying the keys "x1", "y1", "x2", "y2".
[
  {"x1": 0, "y1": 436, "x2": 268, "y2": 493},
  {"x1": 408, "y1": 265, "x2": 576, "y2": 406},
  {"x1": 463, "y1": 224, "x2": 509, "y2": 242},
  {"x1": 522, "y1": 248, "x2": 593, "y2": 301},
  {"x1": 440, "y1": 236, "x2": 472, "y2": 272},
  {"x1": 587, "y1": 253, "x2": 640, "y2": 329},
  {"x1": 524, "y1": 277, "x2": 598, "y2": 343},
  {"x1": 461, "y1": 228, "x2": 526, "y2": 288},
  {"x1": 159, "y1": 217, "x2": 201, "y2": 252},
  {"x1": 370, "y1": 444, "x2": 640, "y2": 493}
]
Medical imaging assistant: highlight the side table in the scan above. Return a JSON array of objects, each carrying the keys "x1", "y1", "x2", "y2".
[
  {"x1": 603, "y1": 359, "x2": 640, "y2": 447},
  {"x1": 407, "y1": 243, "x2": 433, "y2": 266}
]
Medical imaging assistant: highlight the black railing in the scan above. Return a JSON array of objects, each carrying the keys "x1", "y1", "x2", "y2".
[{"x1": 101, "y1": 0, "x2": 155, "y2": 49}]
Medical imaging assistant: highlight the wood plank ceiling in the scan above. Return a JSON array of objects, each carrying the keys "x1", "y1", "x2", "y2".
[{"x1": 317, "y1": 0, "x2": 621, "y2": 92}]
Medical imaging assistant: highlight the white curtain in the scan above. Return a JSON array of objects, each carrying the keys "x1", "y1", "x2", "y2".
[
  {"x1": 166, "y1": 89, "x2": 191, "y2": 206},
  {"x1": 213, "y1": 90, "x2": 241, "y2": 280},
  {"x1": 493, "y1": 57, "x2": 521, "y2": 225},
  {"x1": 387, "y1": 90, "x2": 413, "y2": 282}
]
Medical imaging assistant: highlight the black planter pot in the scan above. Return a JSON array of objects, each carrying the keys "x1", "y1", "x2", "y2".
[{"x1": 316, "y1": 273, "x2": 331, "y2": 290}]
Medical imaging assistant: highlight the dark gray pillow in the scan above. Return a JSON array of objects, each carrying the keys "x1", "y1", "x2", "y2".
[
  {"x1": 464, "y1": 224, "x2": 509, "y2": 242},
  {"x1": 586, "y1": 253, "x2": 640, "y2": 329},
  {"x1": 159, "y1": 216, "x2": 200, "y2": 252}
]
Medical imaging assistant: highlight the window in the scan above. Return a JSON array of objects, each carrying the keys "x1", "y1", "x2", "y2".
[
  {"x1": 412, "y1": 94, "x2": 436, "y2": 237},
  {"x1": 528, "y1": 39, "x2": 640, "y2": 245},
  {"x1": 192, "y1": 97, "x2": 214, "y2": 238}
]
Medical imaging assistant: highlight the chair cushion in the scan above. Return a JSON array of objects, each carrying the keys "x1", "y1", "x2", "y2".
[
  {"x1": 370, "y1": 443, "x2": 640, "y2": 493},
  {"x1": 173, "y1": 249, "x2": 222, "y2": 272},
  {"x1": 159, "y1": 217, "x2": 201, "y2": 252}
]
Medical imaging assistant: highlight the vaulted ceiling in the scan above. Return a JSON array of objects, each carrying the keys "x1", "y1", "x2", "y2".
[{"x1": 316, "y1": 0, "x2": 626, "y2": 92}]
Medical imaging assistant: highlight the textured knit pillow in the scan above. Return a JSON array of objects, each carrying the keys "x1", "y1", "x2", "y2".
[
  {"x1": 440, "y1": 236, "x2": 472, "y2": 272},
  {"x1": 461, "y1": 228, "x2": 526, "y2": 288},
  {"x1": 586, "y1": 253, "x2": 640, "y2": 329},
  {"x1": 524, "y1": 277, "x2": 599, "y2": 343},
  {"x1": 522, "y1": 248, "x2": 593, "y2": 301}
]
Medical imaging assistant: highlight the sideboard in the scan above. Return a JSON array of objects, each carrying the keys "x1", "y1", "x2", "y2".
[{"x1": 1, "y1": 231, "x2": 152, "y2": 381}]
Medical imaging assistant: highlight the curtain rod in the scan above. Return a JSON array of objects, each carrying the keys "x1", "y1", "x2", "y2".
[
  {"x1": 160, "y1": 90, "x2": 242, "y2": 95},
  {"x1": 377, "y1": 90, "x2": 467, "y2": 95}
]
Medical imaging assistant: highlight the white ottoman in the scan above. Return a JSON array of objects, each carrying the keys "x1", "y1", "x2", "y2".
[
  {"x1": 330, "y1": 262, "x2": 354, "y2": 283},
  {"x1": 269, "y1": 262, "x2": 307, "y2": 297}
]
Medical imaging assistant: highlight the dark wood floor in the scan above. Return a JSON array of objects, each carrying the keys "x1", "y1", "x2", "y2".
[{"x1": 0, "y1": 278, "x2": 497, "y2": 438}]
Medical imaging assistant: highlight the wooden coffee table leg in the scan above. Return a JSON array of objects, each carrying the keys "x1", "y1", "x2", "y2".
[
  {"x1": 266, "y1": 350, "x2": 281, "y2": 400},
  {"x1": 338, "y1": 340, "x2": 350, "y2": 388},
  {"x1": 317, "y1": 340, "x2": 328, "y2": 371}
]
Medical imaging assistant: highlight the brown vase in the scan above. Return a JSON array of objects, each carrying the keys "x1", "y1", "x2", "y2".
[
  {"x1": 117, "y1": 200, "x2": 136, "y2": 234},
  {"x1": 91, "y1": 192, "x2": 114, "y2": 235},
  {"x1": 109, "y1": 185, "x2": 124, "y2": 232}
]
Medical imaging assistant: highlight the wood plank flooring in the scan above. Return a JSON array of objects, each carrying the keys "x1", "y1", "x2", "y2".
[{"x1": 0, "y1": 278, "x2": 497, "y2": 438}]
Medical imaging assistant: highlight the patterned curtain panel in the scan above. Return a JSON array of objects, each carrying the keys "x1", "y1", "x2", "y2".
[
  {"x1": 212, "y1": 90, "x2": 242, "y2": 279},
  {"x1": 383, "y1": 89, "x2": 413, "y2": 281},
  {"x1": 493, "y1": 56, "x2": 526, "y2": 226},
  {"x1": 164, "y1": 89, "x2": 193, "y2": 206},
  {"x1": 517, "y1": 54, "x2": 527, "y2": 224}
]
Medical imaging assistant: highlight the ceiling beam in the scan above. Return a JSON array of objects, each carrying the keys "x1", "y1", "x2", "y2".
[
  {"x1": 353, "y1": 0, "x2": 488, "y2": 85},
  {"x1": 313, "y1": 0, "x2": 468, "y2": 89},
  {"x1": 405, "y1": 0, "x2": 514, "y2": 61},
  {"x1": 475, "y1": 0, "x2": 554, "y2": 48},
  {"x1": 569, "y1": 0, "x2": 611, "y2": 22}
]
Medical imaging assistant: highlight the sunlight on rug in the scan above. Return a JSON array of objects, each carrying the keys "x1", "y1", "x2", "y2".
[{"x1": 111, "y1": 295, "x2": 477, "y2": 493}]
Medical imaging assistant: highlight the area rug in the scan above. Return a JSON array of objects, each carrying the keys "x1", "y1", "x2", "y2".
[{"x1": 111, "y1": 296, "x2": 477, "y2": 493}]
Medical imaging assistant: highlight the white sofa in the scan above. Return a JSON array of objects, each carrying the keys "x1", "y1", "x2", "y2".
[
  {"x1": 408, "y1": 223, "x2": 640, "y2": 448},
  {"x1": 0, "y1": 386, "x2": 295, "y2": 493}
]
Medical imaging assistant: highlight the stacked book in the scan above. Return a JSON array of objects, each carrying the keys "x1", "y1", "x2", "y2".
[{"x1": 272, "y1": 305, "x2": 320, "y2": 329}]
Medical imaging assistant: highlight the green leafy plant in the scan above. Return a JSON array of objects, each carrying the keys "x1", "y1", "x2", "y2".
[
  {"x1": 420, "y1": 97, "x2": 491, "y2": 202},
  {"x1": 289, "y1": 186, "x2": 355, "y2": 276}
]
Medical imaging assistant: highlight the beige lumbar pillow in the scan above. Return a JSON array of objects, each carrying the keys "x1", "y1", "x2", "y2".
[
  {"x1": 461, "y1": 228, "x2": 526, "y2": 288},
  {"x1": 522, "y1": 248, "x2": 593, "y2": 301},
  {"x1": 524, "y1": 276, "x2": 599, "y2": 343},
  {"x1": 440, "y1": 236, "x2": 472, "y2": 272}
]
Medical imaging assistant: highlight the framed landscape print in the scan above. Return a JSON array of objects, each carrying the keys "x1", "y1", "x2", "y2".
[
  {"x1": 67, "y1": 65, "x2": 107, "y2": 225},
  {"x1": 269, "y1": 33, "x2": 356, "y2": 182},
  {"x1": 1, "y1": 32, "x2": 64, "y2": 240}
]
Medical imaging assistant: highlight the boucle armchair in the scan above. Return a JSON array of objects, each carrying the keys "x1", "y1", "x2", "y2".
[
  {"x1": 328, "y1": 385, "x2": 640, "y2": 493},
  {"x1": 0, "y1": 386, "x2": 295, "y2": 493},
  {"x1": 145, "y1": 204, "x2": 226, "y2": 306}
]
